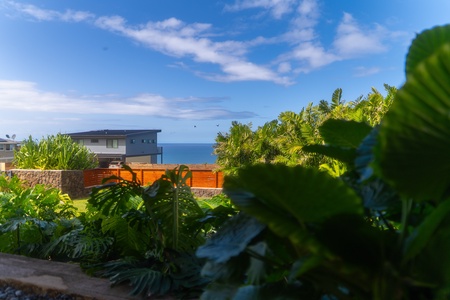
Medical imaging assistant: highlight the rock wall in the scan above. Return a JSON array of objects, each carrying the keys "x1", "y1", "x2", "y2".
[
  {"x1": 9, "y1": 169, "x2": 88, "y2": 199},
  {"x1": 191, "y1": 188, "x2": 223, "y2": 198}
]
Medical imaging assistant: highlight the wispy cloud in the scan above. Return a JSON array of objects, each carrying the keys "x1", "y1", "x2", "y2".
[
  {"x1": 0, "y1": 80, "x2": 256, "y2": 120},
  {"x1": 353, "y1": 66, "x2": 381, "y2": 77},
  {"x1": 224, "y1": 0, "x2": 297, "y2": 19},
  {"x1": 94, "y1": 16, "x2": 292, "y2": 85},
  {"x1": 3, "y1": 0, "x2": 94, "y2": 22},
  {"x1": 333, "y1": 13, "x2": 387, "y2": 57},
  {"x1": 1, "y1": 0, "x2": 404, "y2": 84},
  {"x1": 273, "y1": 0, "x2": 401, "y2": 74}
]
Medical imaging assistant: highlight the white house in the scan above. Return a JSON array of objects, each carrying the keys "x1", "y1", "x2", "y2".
[
  {"x1": 0, "y1": 138, "x2": 20, "y2": 162},
  {"x1": 67, "y1": 129, "x2": 162, "y2": 166}
]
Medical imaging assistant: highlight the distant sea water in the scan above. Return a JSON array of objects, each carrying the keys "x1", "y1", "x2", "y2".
[{"x1": 159, "y1": 143, "x2": 217, "y2": 164}]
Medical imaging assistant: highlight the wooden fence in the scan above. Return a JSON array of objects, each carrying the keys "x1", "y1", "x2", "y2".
[{"x1": 84, "y1": 168, "x2": 224, "y2": 188}]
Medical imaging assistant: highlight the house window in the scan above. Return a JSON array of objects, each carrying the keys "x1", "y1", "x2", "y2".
[
  {"x1": 91, "y1": 139, "x2": 99, "y2": 143},
  {"x1": 76, "y1": 139, "x2": 84, "y2": 146},
  {"x1": 130, "y1": 139, "x2": 136, "y2": 144},
  {"x1": 106, "y1": 139, "x2": 118, "y2": 148},
  {"x1": 0, "y1": 144, "x2": 4, "y2": 151},
  {"x1": 5, "y1": 145, "x2": 11, "y2": 151}
]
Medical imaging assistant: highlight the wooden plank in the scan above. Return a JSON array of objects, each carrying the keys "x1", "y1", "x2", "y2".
[{"x1": 191, "y1": 170, "x2": 216, "y2": 188}]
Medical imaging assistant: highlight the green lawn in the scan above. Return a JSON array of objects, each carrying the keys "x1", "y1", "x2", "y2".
[{"x1": 72, "y1": 198, "x2": 88, "y2": 214}]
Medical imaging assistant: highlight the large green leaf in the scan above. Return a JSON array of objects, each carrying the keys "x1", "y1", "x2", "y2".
[
  {"x1": 376, "y1": 41, "x2": 450, "y2": 201},
  {"x1": 403, "y1": 198, "x2": 450, "y2": 262},
  {"x1": 406, "y1": 24, "x2": 450, "y2": 75},
  {"x1": 223, "y1": 164, "x2": 363, "y2": 227},
  {"x1": 355, "y1": 126, "x2": 379, "y2": 181},
  {"x1": 196, "y1": 213, "x2": 265, "y2": 263},
  {"x1": 319, "y1": 119, "x2": 372, "y2": 148}
]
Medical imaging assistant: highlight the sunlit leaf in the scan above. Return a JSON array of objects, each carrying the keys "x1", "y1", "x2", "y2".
[{"x1": 406, "y1": 24, "x2": 450, "y2": 75}]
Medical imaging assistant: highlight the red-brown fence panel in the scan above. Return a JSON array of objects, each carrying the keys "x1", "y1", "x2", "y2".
[{"x1": 84, "y1": 167, "x2": 223, "y2": 188}]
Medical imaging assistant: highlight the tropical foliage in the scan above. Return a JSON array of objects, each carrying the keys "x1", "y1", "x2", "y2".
[
  {"x1": 82, "y1": 165, "x2": 237, "y2": 297},
  {"x1": 0, "y1": 175, "x2": 78, "y2": 257},
  {"x1": 14, "y1": 133, "x2": 98, "y2": 170},
  {"x1": 214, "y1": 84, "x2": 396, "y2": 174},
  {"x1": 0, "y1": 166, "x2": 235, "y2": 298},
  {"x1": 196, "y1": 24, "x2": 450, "y2": 299}
]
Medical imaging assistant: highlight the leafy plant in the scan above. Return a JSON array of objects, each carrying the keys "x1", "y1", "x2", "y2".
[
  {"x1": 214, "y1": 85, "x2": 395, "y2": 175},
  {"x1": 14, "y1": 133, "x2": 97, "y2": 170},
  {"x1": 85, "y1": 165, "x2": 213, "y2": 297},
  {"x1": 0, "y1": 174, "x2": 78, "y2": 257},
  {"x1": 197, "y1": 24, "x2": 450, "y2": 299}
]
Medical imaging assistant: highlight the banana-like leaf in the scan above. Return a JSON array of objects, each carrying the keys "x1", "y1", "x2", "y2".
[
  {"x1": 223, "y1": 165, "x2": 363, "y2": 238},
  {"x1": 376, "y1": 40, "x2": 450, "y2": 201},
  {"x1": 406, "y1": 24, "x2": 450, "y2": 75},
  {"x1": 331, "y1": 88, "x2": 343, "y2": 110}
]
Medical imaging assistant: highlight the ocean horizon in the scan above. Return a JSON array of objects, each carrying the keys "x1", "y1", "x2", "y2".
[{"x1": 158, "y1": 143, "x2": 217, "y2": 164}]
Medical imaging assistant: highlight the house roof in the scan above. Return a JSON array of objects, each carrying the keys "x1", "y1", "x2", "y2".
[
  {"x1": 0, "y1": 138, "x2": 19, "y2": 144},
  {"x1": 67, "y1": 129, "x2": 161, "y2": 138}
]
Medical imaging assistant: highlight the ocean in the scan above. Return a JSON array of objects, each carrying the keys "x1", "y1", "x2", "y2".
[{"x1": 159, "y1": 143, "x2": 217, "y2": 164}]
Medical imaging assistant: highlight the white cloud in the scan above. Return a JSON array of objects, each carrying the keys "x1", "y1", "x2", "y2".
[
  {"x1": 3, "y1": 1, "x2": 94, "y2": 22},
  {"x1": 94, "y1": 15, "x2": 291, "y2": 84},
  {"x1": 278, "y1": 62, "x2": 291, "y2": 73},
  {"x1": 276, "y1": 2, "x2": 398, "y2": 73},
  {"x1": 353, "y1": 66, "x2": 381, "y2": 77},
  {"x1": 333, "y1": 13, "x2": 387, "y2": 57},
  {"x1": 292, "y1": 42, "x2": 338, "y2": 70},
  {"x1": 275, "y1": 0, "x2": 339, "y2": 72},
  {"x1": 224, "y1": 0, "x2": 297, "y2": 19},
  {"x1": 0, "y1": 80, "x2": 256, "y2": 120}
]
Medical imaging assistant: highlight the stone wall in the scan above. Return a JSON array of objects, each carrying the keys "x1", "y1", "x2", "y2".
[
  {"x1": 191, "y1": 188, "x2": 223, "y2": 198},
  {"x1": 9, "y1": 169, "x2": 88, "y2": 199}
]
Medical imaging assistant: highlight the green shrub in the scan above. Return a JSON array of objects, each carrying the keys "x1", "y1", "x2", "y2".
[
  {"x1": 0, "y1": 174, "x2": 78, "y2": 257},
  {"x1": 14, "y1": 133, "x2": 97, "y2": 170}
]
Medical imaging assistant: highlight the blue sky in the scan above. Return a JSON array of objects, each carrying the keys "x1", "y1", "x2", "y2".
[{"x1": 0, "y1": 0, "x2": 449, "y2": 143}]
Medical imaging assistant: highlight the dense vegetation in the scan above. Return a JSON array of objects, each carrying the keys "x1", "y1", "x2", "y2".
[
  {"x1": 14, "y1": 133, "x2": 97, "y2": 170},
  {"x1": 214, "y1": 85, "x2": 395, "y2": 175},
  {"x1": 0, "y1": 165, "x2": 235, "y2": 298},
  {"x1": 197, "y1": 24, "x2": 450, "y2": 299}
]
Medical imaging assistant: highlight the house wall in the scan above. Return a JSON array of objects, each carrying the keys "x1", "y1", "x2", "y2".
[
  {"x1": 125, "y1": 132, "x2": 159, "y2": 156},
  {"x1": 0, "y1": 143, "x2": 18, "y2": 161},
  {"x1": 79, "y1": 138, "x2": 126, "y2": 155}
]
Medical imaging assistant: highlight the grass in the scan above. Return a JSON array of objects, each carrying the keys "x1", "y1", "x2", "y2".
[{"x1": 72, "y1": 198, "x2": 88, "y2": 214}]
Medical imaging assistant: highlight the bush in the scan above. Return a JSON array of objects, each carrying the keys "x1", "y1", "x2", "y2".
[{"x1": 14, "y1": 133, "x2": 98, "y2": 170}]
